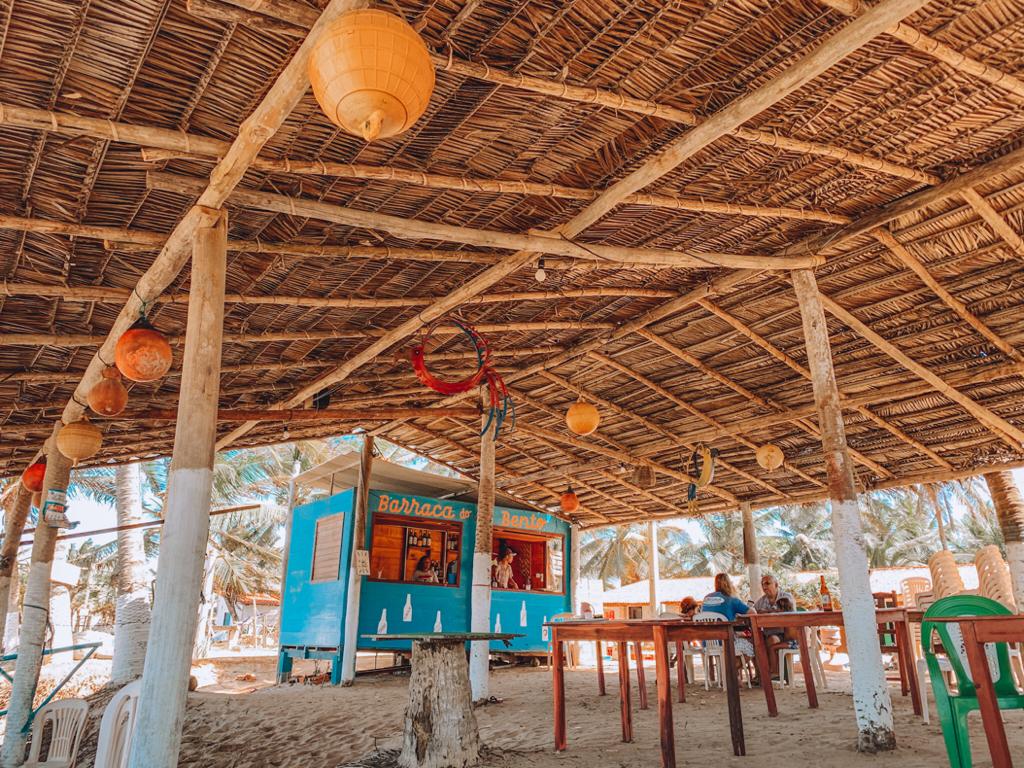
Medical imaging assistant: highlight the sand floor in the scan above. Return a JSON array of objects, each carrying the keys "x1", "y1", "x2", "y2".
[{"x1": 153, "y1": 659, "x2": 1024, "y2": 768}]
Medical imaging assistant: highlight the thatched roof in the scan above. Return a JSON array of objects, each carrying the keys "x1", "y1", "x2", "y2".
[{"x1": 3, "y1": 0, "x2": 1024, "y2": 526}]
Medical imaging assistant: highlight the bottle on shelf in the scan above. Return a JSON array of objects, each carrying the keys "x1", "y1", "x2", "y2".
[{"x1": 819, "y1": 575, "x2": 833, "y2": 612}]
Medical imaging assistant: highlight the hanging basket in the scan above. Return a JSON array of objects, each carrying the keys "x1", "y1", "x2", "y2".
[
  {"x1": 115, "y1": 315, "x2": 173, "y2": 383},
  {"x1": 88, "y1": 366, "x2": 129, "y2": 416},
  {"x1": 21, "y1": 458, "x2": 47, "y2": 493},
  {"x1": 632, "y1": 464, "x2": 655, "y2": 489},
  {"x1": 565, "y1": 399, "x2": 599, "y2": 436},
  {"x1": 309, "y1": 9, "x2": 435, "y2": 142},
  {"x1": 57, "y1": 418, "x2": 103, "y2": 463}
]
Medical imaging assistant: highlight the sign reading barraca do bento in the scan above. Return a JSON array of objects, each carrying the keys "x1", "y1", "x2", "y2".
[{"x1": 374, "y1": 492, "x2": 472, "y2": 520}]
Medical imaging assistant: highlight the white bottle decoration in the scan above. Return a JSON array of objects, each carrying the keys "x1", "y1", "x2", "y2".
[
  {"x1": 433, "y1": 611, "x2": 443, "y2": 633},
  {"x1": 403, "y1": 593, "x2": 413, "y2": 622},
  {"x1": 519, "y1": 600, "x2": 528, "y2": 627},
  {"x1": 494, "y1": 614, "x2": 502, "y2": 633},
  {"x1": 377, "y1": 609, "x2": 388, "y2": 635},
  {"x1": 541, "y1": 616, "x2": 549, "y2": 642}
]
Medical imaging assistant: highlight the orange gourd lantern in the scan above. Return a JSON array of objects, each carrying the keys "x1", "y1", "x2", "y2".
[
  {"x1": 560, "y1": 486, "x2": 580, "y2": 514},
  {"x1": 566, "y1": 399, "x2": 599, "y2": 436},
  {"x1": 115, "y1": 316, "x2": 172, "y2": 383},
  {"x1": 308, "y1": 9, "x2": 435, "y2": 142},
  {"x1": 755, "y1": 443, "x2": 784, "y2": 471},
  {"x1": 57, "y1": 418, "x2": 103, "y2": 463},
  {"x1": 21, "y1": 458, "x2": 46, "y2": 493},
  {"x1": 88, "y1": 366, "x2": 129, "y2": 416}
]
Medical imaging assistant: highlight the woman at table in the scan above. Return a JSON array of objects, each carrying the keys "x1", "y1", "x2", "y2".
[
  {"x1": 412, "y1": 555, "x2": 438, "y2": 583},
  {"x1": 702, "y1": 573, "x2": 757, "y2": 675},
  {"x1": 679, "y1": 596, "x2": 700, "y2": 620}
]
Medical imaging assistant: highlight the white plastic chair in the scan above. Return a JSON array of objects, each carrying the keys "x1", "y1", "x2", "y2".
[
  {"x1": 24, "y1": 698, "x2": 89, "y2": 768},
  {"x1": 693, "y1": 611, "x2": 730, "y2": 689},
  {"x1": 94, "y1": 680, "x2": 142, "y2": 768},
  {"x1": 777, "y1": 629, "x2": 828, "y2": 689}
]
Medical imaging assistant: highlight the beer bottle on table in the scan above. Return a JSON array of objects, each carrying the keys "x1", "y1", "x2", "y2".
[{"x1": 819, "y1": 575, "x2": 833, "y2": 611}]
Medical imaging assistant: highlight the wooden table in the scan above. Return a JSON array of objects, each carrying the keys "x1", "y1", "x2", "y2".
[
  {"x1": 930, "y1": 615, "x2": 1024, "y2": 768},
  {"x1": 363, "y1": 632, "x2": 520, "y2": 768},
  {"x1": 548, "y1": 619, "x2": 745, "y2": 768},
  {"x1": 748, "y1": 608, "x2": 921, "y2": 718}
]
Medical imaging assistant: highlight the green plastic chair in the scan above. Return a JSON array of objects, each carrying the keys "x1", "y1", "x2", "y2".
[{"x1": 921, "y1": 595, "x2": 1024, "y2": 768}]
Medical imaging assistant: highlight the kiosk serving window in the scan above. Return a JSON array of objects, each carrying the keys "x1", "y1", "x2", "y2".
[
  {"x1": 491, "y1": 530, "x2": 564, "y2": 593},
  {"x1": 369, "y1": 514, "x2": 462, "y2": 587}
]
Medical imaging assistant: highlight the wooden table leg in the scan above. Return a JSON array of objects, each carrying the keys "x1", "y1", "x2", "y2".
[
  {"x1": 596, "y1": 640, "x2": 606, "y2": 695},
  {"x1": 897, "y1": 618, "x2": 922, "y2": 716},
  {"x1": 553, "y1": 632, "x2": 567, "y2": 752},
  {"x1": 675, "y1": 640, "x2": 686, "y2": 703},
  {"x1": 723, "y1": 630, "x2": 746, "y2": 757},
  {"x1": 796, "y1": 627, "x2": 818, "y2": 709},
  {"x1": 618, "y1": 642, "x2": 633, "y2": 743},
  {"x1": 961, "y1": 622, "x2": 1013, "y2": 768},
  {"x1": 653, "y1": 626, "x2": 676, "y2": 768},
  {"x1": 751, "y1": 620, "x2": 778, "y2": 716},
  {"x1": 634, "y1": 641, "x2": 649, "y2": 710}
]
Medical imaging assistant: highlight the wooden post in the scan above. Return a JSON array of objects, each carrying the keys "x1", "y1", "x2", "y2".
[
  {"x1": 648, "y1": 520, "x2": 660, "y2": 616},
  {"x1": 341, "y1": 433, "x2": 374, "y2": 684},
  {"x1": 469, "y1": 389, "x2": 495, "y2": 702},
  {"x1": 0, "y1": 487, "x2": 31, "y2": 652},
  {"x1": 127, "y1": 210, "x2": 227, "y2": 768},
  {"x1": 570, "y1": 522, "x2": 581, "y2": 614},
  {"x1": 982, "y1": 471, "x2": 1024, "y2": 610},
  {"x1": 741, "y1": 502, "x2": 763, "y2": 601},
  {"x1": 111, "y1": 462, "x2": 152, "y2": 683},
  {"x1": 792, "y1": 268, "x2": 896, "y2": 752},
  {"x1": 0, "y1": 423, "x2": 72, "y2": 767}
]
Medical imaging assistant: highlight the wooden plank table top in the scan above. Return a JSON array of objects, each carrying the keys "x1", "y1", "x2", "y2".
[
  {"x1": 549, "y1": 618, "x2": 745, "y2": 768},
  {"x1": 748, "y1": 608, "x2": 921, "y2": 718},
  {"x1": 924, "y1": 614, "x2": 1024, "y2": 767}
]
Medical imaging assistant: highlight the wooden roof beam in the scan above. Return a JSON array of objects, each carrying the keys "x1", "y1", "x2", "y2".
[
  {"x1": 819, "y1": 0, "x2": 1024, "y2": 100},
  {"x1": 960, "y1": 188, "x2": 1024, "y2": 259},
  {"x1": 207, "y1": 0, "x2": 936, "y2": 185}
]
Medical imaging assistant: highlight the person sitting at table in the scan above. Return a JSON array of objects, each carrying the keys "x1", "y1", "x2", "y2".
[
  {"x1": 412, "y1": 555, "x2": 438, "y2": 583},
  {"x1": 679, "y1": 596, "x2": 700, "y2": 620},
  {"x1": 702, "y1": 573, "x2": 757, "y2": 674},
  {"x1": 753, "y1": 572, "x2": 795, "y2": 678}
]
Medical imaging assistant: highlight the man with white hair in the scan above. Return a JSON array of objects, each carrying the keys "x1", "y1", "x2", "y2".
[{"x1": 753, "y1": 573, "x2": 795, "y2": 679}]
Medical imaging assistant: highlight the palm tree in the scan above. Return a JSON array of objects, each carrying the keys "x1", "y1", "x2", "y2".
[
  {"x1": 764, "y1": 502, "x2": 834, "y2": 571},
  {"x1": 579, "y1": 525, "x2": 648, "y2": 588},
  {"x1": 680, "y1": 513, "x2": 747, "y2": 576},
  {"x1": 860, "y1": 489, "x2": 938, "y2": 567}
]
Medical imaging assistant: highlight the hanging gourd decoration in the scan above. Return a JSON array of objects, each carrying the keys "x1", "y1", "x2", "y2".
[
  {"x1": 686, "y1": 444, "x2": 718, "y2": 515},
  {"x1": 410, "y1": 317, "x2": 513, "y2": 439},
  {"x1": 56, "y1": 417, "x2": 103, "y2": 464},
  {"x1": 87, "y1": 366, "x2": 129, "y2": 416},
  {"x1": 560, "y1": 485, "x2": 580, "y2": 514},
  {"x1": 566, "y1": 399, "x2": 599, "y2": 436},
  {"x1": 115, "y1": 315, "x2": 172, "y2": 382},
  {"x1": 633, "y1": 464, "x2": 655, "y2": 489},
  {"x1": 21, "y1": 458, "x2": 47, "y2": 493},
  {"x1": 755, "y1": 443, "x2": 784, "y2": 472},
  {"x1": 308, "y1": 9, "x2": 435, "y2": 142}
]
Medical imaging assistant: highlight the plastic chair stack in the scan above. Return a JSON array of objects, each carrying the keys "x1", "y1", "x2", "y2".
[
  {"x1": 928, "y1": 550, "x2": 965, "y2": 599},
  {"x1": 975, "y1": 545, "x2": 1016, "y2": 610}
]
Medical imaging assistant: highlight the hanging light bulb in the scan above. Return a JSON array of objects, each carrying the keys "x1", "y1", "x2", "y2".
[{"x1": 534, "y1": 258, "x2": 547, "y2": 283}]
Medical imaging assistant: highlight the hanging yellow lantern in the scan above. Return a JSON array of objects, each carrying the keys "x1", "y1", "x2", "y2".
[
  {"x1": 755, "y1": 443, "x2": 784, "y2": 471},
  {"x1": 57, "y1": 418, "x2": 103, "y2": 463},
  {"x1": 88, "y1": 366, "x2": 129, "y2": 416},
  {"x1": 308, "y1": 9, "x2": 435, "y2": 142},
  {"x1": 566, "y1": 399, "x2": 599, "y2": 436},
  {"x1": 560, "y1": 486, "x2": 580, "y2": 514}
]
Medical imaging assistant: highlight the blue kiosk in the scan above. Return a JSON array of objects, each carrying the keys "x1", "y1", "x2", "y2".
[{"x1": 278, "y1": 454, "x2": 573, "y2": 683}]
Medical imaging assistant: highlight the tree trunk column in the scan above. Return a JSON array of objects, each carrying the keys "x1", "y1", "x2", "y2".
[
  {"x1": 570, "y1": 522, "x2": 581, "y2": 614},
  {"x1": 111, "y1": 462, "x2": 152, "y2": 683},
  {"x1": 792, "y1": 268, "x2": 895, "y2": 752},
  {"x1": 1, "y1": 424, "x2": 73, "y2": 767},
  {"x1": 983, "y1": 471, "x2": 1024, "y2": 610},
  {"x1": 469, "y1": 390, "x2": 495, "y2": 703},
  {"x1": 648, "y1": 520, "x2": 660, "y2": 616},
  {"x1": 741, "y1": 502, "x2": 763, "y2": 602},
  {"x1": 341, "y1": 433, "x2": 374, "y2": 684},
  {"x1": 0, "y1": 487, "x2": 32, "y2": 652},
  {"x1": 128, "y1": 209, "x2": 227, "y2": 768}
]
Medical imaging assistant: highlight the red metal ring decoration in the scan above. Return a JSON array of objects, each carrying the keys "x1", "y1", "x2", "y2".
[{"x1": 409, "y1": 318, "x2": 514, "y2": 438}]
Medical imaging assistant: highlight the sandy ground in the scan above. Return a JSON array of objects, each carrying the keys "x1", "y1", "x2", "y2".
[{"x1": 119, "y1": 658, "x2": 1024, "y2": 768}]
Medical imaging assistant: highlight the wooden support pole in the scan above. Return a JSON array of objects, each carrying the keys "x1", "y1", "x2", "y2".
[
  {"x1": 982, "y1": 471, "x2": 1024, "y2": 611},
  {"x1": 741, "y1": 502, "x2": 763, "y2": 602},
  {"x1": 648, "y1": 520, "x2": 660, "y2": 616},
  {"x1": 0, "y1": 487, "x2": 31, "y2": 652},
  {"x1": 792, "y1": 268, "x2": 895, "y2": 752},
  {"x1": 128, "y1": 211, "x2": 228, "y2": 768},
  {"x1": 341, "y1": 433, "x2": 374, "y2": 684},
  {"x1": 570, "y1": 523, "x2": 582, "y2": 615},
  {"x1": 470, "y1": 389, "x2": 495, "y2": 703},
  {"x1": 110, "y1": 462, "x2": 152, "y2": 684},
  {"x1": 0, "y1": 423, "x2": 72, "y2": 767}
]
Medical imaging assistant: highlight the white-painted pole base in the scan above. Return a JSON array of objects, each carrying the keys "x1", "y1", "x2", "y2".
[
  {"x1": 469, "y1": 551, "x2": 492, "y2": 702},
  {"x1": 340, "y1": 566, "x2": 363, "y2": 684},
  {"x1": 741, "y1": 502, "x2": 763, "y2": 602},
  {"x1": 341, "y1": 434, "x2": 373, "y2": 685}
]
